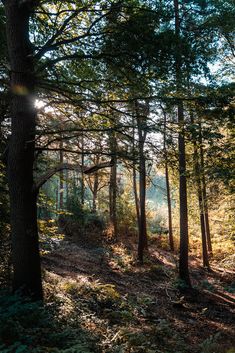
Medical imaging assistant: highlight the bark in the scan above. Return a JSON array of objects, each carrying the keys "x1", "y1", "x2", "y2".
[
  {"x1": 178, "y1": 103, "x2": 191, "y2": 285},
  {"x1": 80, "y1": 133, "x2": 85, "y2": 206},
  {"x1": 5, "y1": 1, "x2": 43, "y2": 299},
  {"x1": 165, "y1": 163, "x2": 174, "y2": 251},
  {"x1": 136, "y1": 102, "x2": 148, "y2": 264},
  {"x1": 138, "y1": 138, "x2": 147, "y2": 264},
  {"x1": 203, "y1": 192, "x2": 212, "y2": 254},
  {"x1": 109, "y1": 161, "x2": 117, "y2": 238},
  {"x1": 133, "y1": 163, "x2": 140, "y2": 232},
  {"x1": 132, "y1": 121, "x2": 140, "y2": 233},
  {"x1": 109, "y1": 133, "x2": 117, "y2": 240},
  {"x1": 92, "y1": 171, "x2": 99, "y2": 212},
  {"x1": 190, "y1": 113, "x2": 210, "y2": 266},
  {"x1": 59, "y1": 135, "x2": 64, "y2": 209},
  {"x1": 163, "y1": 108, "x2": 174, "y2": 251},
  {"x1": 84, "y1": 159, "x2": 114, "y2": 174},
  {"x1": 199, "y1": 126, "x2": 212, "y2": 254},
  {"x1": 56, "y1": 179, "x2": 59, "y2": 211},
  {"x1": 174, "y1": 0, "x2": 191, "y2": 286},
  {"x1": 193, "y1": 142, "x2": 210, "y2": 268}
]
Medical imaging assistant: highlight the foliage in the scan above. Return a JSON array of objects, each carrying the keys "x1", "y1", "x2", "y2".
[
  {"x1": 116, "y1": 189, "x2": 138, "y2": 236},
  {"x1": 66, "y1": 187, "x2": 106, "y2": 233},
  {"x1": 38, "y1": 219, "x2": 64, "y2": 255},
  {"x1": 199, "y1": 333, "x2": 222, "y2": 353},
  {"x1": 223, "y1": 282, "x2": 235, "y2": 294},
  {"x1": 37, "y1": 189, "x2": 58, "y2": 220},
  {"x1": 109, "y1": 243, "x2": 135, "y2": 271},
  {"x1": 0, "y1": 291, "x2": 98, "y2": 353}
]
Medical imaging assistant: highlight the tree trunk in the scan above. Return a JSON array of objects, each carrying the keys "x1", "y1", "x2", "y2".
[
  {"x1": 203, "y1": 191, "x2": 212, "y2": 254},
  {"x1": 133, "y1": 163, "x2": 140, "y2": 232},
  {"x1": 59, "y1": 135, "x2": 64, "y2": 209},
  {"x1": 56, "y1": 179, "x2": 59, "y2": 211},
  {"x1": 109, "y1": 133, "x2": 118, "y2": 239},
  {"x1": 177, "y1": 103, "x2": 191, "y2": 286},
  {"x1": 193, "y1": 142, "x2": 210, "y2": 268},
  {"x1": 92, "y1": 172, "x2": 99, "y2": 212},
  {"x1": 138, "y1": 139, "x2": 147, "y2": 264},
  {"x1": 199, "y1": 127, "x2": 212, "y2": 254},
  {"x1": 174, "y1": 0, "x2": 191, "y2": 287},
  {"x1": 80, "y1": 133, "x2": 85, "y2": 206},
  {"x1": 5, "y1": 1, "x2": 43, "y2": 299},
  {"x1": 165, "y1": 163, "x2": 174, "y2": 251},
  {"x1": 132, "y1": 122, "x2": 140, "y2": 233},
  {"x1": 136, "y1": 103, "x2": 148, "y2": 264},
  {"x1": 138, "y1": 142, "x2": 147, "y2": 264},
  {"x1": 163, "y1": 108, "x2": 174, "y2": 251},
  {"x1": 109, "y1": 162, "x2": 117, "y2": 239}
]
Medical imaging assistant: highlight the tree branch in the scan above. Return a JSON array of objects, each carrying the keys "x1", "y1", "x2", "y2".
[{"x1": 34, "y1": 160, "x2": 114, "y2": 193}]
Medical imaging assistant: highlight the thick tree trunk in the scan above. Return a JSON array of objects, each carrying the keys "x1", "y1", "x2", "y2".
[
  {"x1": 174, "y1": 0, "x2": 191, "y2": 287},
  {"x1": 5, "y1": 1, "x2": 43, "y2": 299}
]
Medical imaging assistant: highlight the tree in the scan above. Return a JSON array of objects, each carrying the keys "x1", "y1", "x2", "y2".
[
  {"x1": 192, "y1": 123, "x2": 210, "y2": 268},
  {"x1": 162, "y1": 106, "x2": 174, "y2": 251},
  {"x1": 135, "y1": 101, "x2": 149, "y2": 263},
  {"x1": 109, "y1": 130, "x2": 118, "y2": 240},
  {"x1": 173, "y1": 0, "x2": 191, "y2": 287},
  {"x1": 2, "y1": 0, "x2": 122, "y2": 298},
  {"x1": 4, "y1": 0, "x2": 43, "y2": 299}
]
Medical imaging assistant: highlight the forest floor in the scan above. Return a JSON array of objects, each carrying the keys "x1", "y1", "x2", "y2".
[{"x1": 39, "y1": 234, "x2": 235, "y2": 353}]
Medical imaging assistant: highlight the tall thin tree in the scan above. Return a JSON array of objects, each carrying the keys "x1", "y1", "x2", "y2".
[
  {"x1": 174, "y1": 0, "x2": 191, "y2": 286},
  {"x1": 136, "y1": 101, "x2": 148, "y2": 264},
  {"x1": 162, "y1": 107, "x2": 174, "y2": 251}
]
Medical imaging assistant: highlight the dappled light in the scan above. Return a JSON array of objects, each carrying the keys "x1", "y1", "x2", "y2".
[{"x1": 0, "y1": 0, "x2": 234, "y2": 352}]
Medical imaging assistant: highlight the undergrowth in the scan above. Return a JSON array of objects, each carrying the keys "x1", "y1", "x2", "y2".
[
  {"x1": 0, "y1": 291, "x2": 99, "y2": 353},
  {"x1": 1, "y1": 240, "x2": 234, "y2": 353}
]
